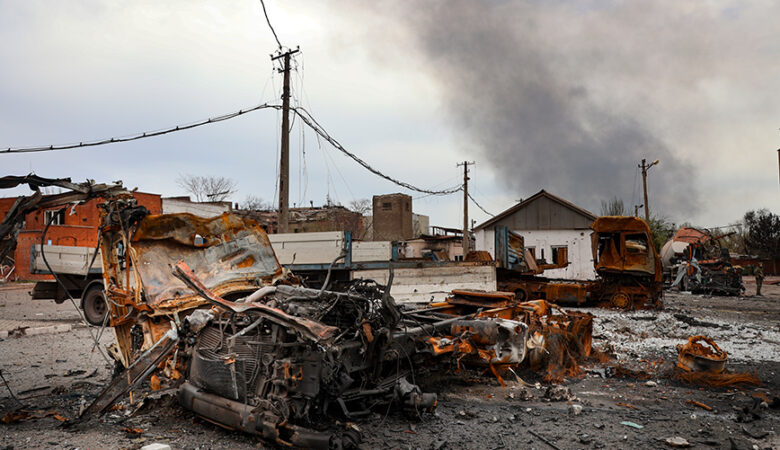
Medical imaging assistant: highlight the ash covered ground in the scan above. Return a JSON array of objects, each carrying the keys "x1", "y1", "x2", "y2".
[{"x1": 0, "y1": 279, "x2": 778, "y2": 449}]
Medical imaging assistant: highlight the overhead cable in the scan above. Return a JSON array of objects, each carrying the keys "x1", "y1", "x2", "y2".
[
  {"x1": 2, "y1": 103, "x2": 462, "y2": 197},
  {"x1": 258, "y1": 0, "x2": 283, "y2": 49},
  {"x1": 1, "y1": 104, "x2": 283, "y2": 154},
  {"x1": 468, "y1": 192, "x2": 494, "y2": 217},
  {"x1": 292, "y1": 106, "x2": 462, "y2": 196}
]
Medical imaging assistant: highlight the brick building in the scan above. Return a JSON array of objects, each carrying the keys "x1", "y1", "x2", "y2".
[
  {"x1": 0, "y1": 192, "x2": 161, "y2": 280},
  {"x1": 372, "y1": 193, "x2": 413, "y2": 241}
]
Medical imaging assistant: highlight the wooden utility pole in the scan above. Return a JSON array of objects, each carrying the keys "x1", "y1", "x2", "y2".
[
  {"x1": 457, "y1": 161, "x2": 475, "y2": 254},
  {"x1": 272, "y1": 47, "x2": 299, "y2": 233},
  {"x1": 639, "y1": 158, "x2": 659, "y2": 222}
]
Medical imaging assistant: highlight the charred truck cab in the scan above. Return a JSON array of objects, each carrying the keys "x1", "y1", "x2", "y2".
[
  {"x1": 93, "y1": 199, "x2": 436, "y2": 447},
  {"x1": 591, "y1": 216, "x2": 663, "y2": 309}
]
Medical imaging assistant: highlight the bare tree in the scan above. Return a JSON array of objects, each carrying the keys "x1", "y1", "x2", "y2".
[
  {"x1": 241, "y1": 195, "x2": 271, "y2": 210},
  {"x1": 349, "y1": 198, "x2": 371, "y2": 215},
  {"x1": 176, "y1": 174, "x2": 236, "y2": 202},
  {"x1": 600, "y1": 196, "x2": 626, "y2": 216}
]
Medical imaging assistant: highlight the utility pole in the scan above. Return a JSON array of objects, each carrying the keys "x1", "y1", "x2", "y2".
[
  {"x1": 639, "y1": 158, "x2": 659, "y2": 222},
  {"x1": 457, "y1": 161, "x2": 475, "y2": 254},
  {"x1": 272, "y1": 47, "x2": 299, "y2": 233},
  {"x1": 634, "y1": 204, "x2": 643, "y2": 217}
]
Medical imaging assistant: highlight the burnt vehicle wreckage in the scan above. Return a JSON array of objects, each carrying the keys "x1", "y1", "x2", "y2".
[
  {"x1": 497, "y1": 216, "x2": 664, "y2": 310},
  {"x1": 661, "y1": 227, "x2": 744, "y2": 296},
  {"x1": 0, "y1": 176, "x2": 598, "y2": 447}
]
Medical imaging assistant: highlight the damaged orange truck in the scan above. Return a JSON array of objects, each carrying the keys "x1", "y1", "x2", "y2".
[{"x1": 498, "y1": 216, "x2": 663, "y2": 309}]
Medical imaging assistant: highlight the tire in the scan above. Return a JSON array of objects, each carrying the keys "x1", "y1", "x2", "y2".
[
  {"x1": 82, "y1": 285, "x2": 108, "y2": 326},
  {"x1": 514, "y1": 288, "x2": 528, "y2": 302}
]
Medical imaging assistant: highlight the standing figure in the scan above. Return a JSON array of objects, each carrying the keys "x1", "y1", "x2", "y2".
[{"x1": 755, "y1": 263, "x2": 764, "y2": 296}]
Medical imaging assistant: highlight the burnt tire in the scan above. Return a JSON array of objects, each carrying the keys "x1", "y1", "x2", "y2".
[
  {"x1": 514, "y1": 288, "x2": 528, "y2": 302},
  {"x1": 82, "y1": 285, "x2": 108, "y2": 326}
]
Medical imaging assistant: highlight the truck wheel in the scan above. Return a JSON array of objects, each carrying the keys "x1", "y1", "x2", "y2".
[
  {"x1": 514, "y1": 288, "x2": 528, "y2": 302},
  {"x1": 82, "y1": 285, "x2": 108, "y2": 326},
  {"x1": 610, "y1": 291, "x2": 632, "y2": 310}
]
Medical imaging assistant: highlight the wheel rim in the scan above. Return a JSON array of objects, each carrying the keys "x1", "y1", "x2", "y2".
[
  {"x1": 84, "y1": 288, "x2": 108, "y2": 325},
  {"x1": 611, "y1": 292, "x2": 631, "y2": 309}
]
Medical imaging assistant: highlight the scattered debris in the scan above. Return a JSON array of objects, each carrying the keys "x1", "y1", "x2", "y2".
[
  {"x1": 2, "y1": 409, "x2": 67, "y2": 424},
  {"x1": 141, "y1": 444, "x2": 171, "y2": 450},
  {"x1": 616, "y1": 402, "x2": 638, "y2": 410},
  {"x1": 663, "y1": 436, "x2": 691, "y2": 448},
  {"x1": 675, "y1": 336, "x2": 760, "y2": 387},
  {"x1": 543, "y1": 385, "x2": 573, "y2": 402},
  {"x1": 685, "y1": 399, "x2": 713, "y2": 411},
  {"x1": 620, "y1": 421, "x2": 644, "y2": 429},
  {"x1": 529, "y1": 429, "x2": 562, "y2": 450}
]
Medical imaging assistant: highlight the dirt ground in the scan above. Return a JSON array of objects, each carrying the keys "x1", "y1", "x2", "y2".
[{"x1": 0, "y1": 278, "x2": 778, "y2": 449}]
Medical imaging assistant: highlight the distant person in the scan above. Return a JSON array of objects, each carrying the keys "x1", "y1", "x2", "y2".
[{"x1": 755, "y1": 263, "x2": 764, "y2": 296}]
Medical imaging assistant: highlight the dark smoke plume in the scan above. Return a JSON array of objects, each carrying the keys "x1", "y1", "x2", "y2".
[{"x1": 349, "y1": 1, "x2": 698, "y2": 217}]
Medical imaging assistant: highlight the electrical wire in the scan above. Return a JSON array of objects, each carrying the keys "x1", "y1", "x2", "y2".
[
  {"x1": 468, "y1": 192, "x2": 494, "y2": 217},
  {"x1": 258, "y1": 0, "x2": 282, "y2": 49},
  {"x1": 40, "y1": 208, "x2": 112, "y2": 365},
  {"x1": 291, "y1": 106, "x2": 461, "y2": 196},
  {"x1": 2, "y1": 103, "x2": 283, "y2": 154},
  {"x1": 2, "y1": 103, "x2": 461, "y2": 197}
]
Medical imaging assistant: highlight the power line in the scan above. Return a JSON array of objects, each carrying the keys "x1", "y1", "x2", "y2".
[
  {"x1": 1, "y1": 103, "x2": 283, "y2": 154},
  {"x1": 291, "y1": 106, "x2": 461, "y2": 196},
  {"x1": 2, "y1": 103, "x2": 460, "y2": 197},
  {"x1": 468, "y1": 192, "x2": 494, "y2": 217},
  {"x1": 258, "y1": 0, "x2": 282, "y2": 49}
]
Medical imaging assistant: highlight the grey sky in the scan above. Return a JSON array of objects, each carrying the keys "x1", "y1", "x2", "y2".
[{"x1": 1, "y1": 1, "x2": 778, "y2": 229}]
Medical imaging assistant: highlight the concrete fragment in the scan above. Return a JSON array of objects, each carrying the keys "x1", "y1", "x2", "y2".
[
  {"x1": 664, "y1": 436, "x2": 691, "y2": 447},
  {"x1": 141, "y1": 444, "x2": 171, "y2": 450}
]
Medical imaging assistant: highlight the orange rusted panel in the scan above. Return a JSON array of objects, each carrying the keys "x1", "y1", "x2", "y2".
[{"x1": 676, "y1": 335, "x2": 728, "y2": 373}]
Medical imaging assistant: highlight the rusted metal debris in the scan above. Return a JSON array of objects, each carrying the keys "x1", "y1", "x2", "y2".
[
  {"x1": 55, "y1": 195, "x2": 600, "y2": 448},
  {"x1": 499, "y1": 216, "x2": 663, "y2": 310},
  {"x1": 590, "y1": 216, "x2": 663, "y2": 309},
  {"x1": 663, "y1": 227, "x2": 744, "y2": 296},
  {"x1": 675, "y1": 335, "x2": 760, "y2": 387},
  {"x1": 424, "y1": 290, "x2": 594, "y2": 385}
]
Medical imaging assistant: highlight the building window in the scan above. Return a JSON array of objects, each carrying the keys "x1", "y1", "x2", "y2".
[
  {"x1": 526, "y1": 247, "x2": 536, "y2": 259},
  {"x1": 551, "y1": 246, "x2": 568, "y2": 266},
  {"x1": 405, "y1": 202, "x2": 410, "y2": 212},
  {"x1": 382, "y1": 202, "x2": 392, "y2": 210},
  {"x1": 44, "y1": 210, "x2": 65, "y2": 226},
  {"x1": 454, "y1": 255, "x2": 464, "y2": 262}
]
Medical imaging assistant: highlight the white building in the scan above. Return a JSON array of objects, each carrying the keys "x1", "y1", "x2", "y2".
[{"x1": 474, "y1": 190, "x2": 598, "y2": 280}]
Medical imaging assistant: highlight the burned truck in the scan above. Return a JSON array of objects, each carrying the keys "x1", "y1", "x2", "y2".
[
  {"x1": 498, "y1": 216, "x2": 663, "y2": 310},
  {"x1": 1, "y1": 176, "x2": 595, "y2": 447},
  {"x1": 589, "y1": 216, "x2": 663, "y2": 309},
  {"x1": 88, "y1": 201, "x2": 443, "y2": 447},
  {"x1": 661, "y1": 227, "x2": 744, "y2": 296}
]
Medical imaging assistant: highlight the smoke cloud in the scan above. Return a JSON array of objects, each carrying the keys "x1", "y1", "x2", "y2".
[{"x1": 344, "y1": 1, "x2": 703, "y2": 217}]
